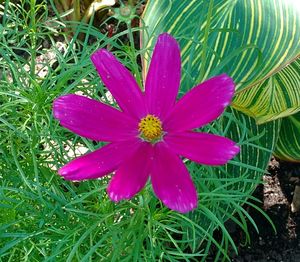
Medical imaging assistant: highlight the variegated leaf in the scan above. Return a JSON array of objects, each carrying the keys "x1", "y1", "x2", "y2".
[
  {"x1": 233, "y1": 58, "x2": 300, "y2": 124},
  {"x1": 142, "y1": 0, "x2": 300, "y2": 121},
  {"x1": 274, "y1": 112, "x2": 300, "y2": 162},
  {"x1": 141, "y1": 0, "x2": 289, "y2": 255}
]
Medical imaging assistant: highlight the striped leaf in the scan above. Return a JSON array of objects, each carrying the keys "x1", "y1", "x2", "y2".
[
  {"x1": 142, "y1": 0, "x2": 300, "y2": 121},
  {"x1": 274, "y1": 112, "x2": 300, "y2": 162},
  {"x1": 234, "y1": 58, "x2": 300, "y2": 124},
  {"x1": 185, "y1": 108, "x2": 281, "y2": 256},
  {"x1": 141, "y1": 0, "x2": 286, "y2": 255}
]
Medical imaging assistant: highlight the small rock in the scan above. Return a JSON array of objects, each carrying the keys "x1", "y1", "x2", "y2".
[
  {"x1": 42, "y1": 39, "x2": 50, "y2": 49},
  {"x1": 258, "y1": 237, "x2": 265, "y2": 246},
  {"x1": 291, "y1": 185, "x2": 300, "y2": 212}
]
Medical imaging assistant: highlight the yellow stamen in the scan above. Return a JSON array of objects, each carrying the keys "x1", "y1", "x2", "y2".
[{"x1": 138, "y1": 114, "x2": 163, "y2": 142}]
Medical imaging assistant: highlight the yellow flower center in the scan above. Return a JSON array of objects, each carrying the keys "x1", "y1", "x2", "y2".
[{"x1": 138, "y1": 114, "x2": 163, "y2": 142}]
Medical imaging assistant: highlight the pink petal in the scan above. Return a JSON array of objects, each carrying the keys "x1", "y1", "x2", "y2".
[
  {"x1": 164, "y1": 74, "x2": 235, "y2": 132},
  {"x1": 164, "y1": 131, "x2": 240, "y2": 166},
  {"x1": 145, "y1": 33, "x2": 181, "y2": 120},
  {"x1": 58, "y1": 139, "x2": 141, "y2": 181},
  {"x1": 107, "y1": 142, "x2": 153, "y2": 201},
  {"x1": 53, "y1": 94, "x2": 138, "y2": 142},
  {"x1": 151, "y1": 142, "x2": 198, "y2": 213},
  {"x1": 91, "y1": 49, "x2": 146, "y2": 119}
]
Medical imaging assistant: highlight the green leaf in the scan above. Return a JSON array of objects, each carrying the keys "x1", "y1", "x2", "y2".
[
  {"x1": 274, "y1": 112, "x2": 300, "y2": 162},
  {"x1": 142, "y1": 0, "x2": 285, "y2": 256},
  {"x1": 233, "y1": 58, "x2": 300, "y2": 124},
  {"x1": 142, "y1": 0, "x2": 300, "y2": 119},
  {"x1": 184, "y1": 108, "x2": 280, "y2": 258}
]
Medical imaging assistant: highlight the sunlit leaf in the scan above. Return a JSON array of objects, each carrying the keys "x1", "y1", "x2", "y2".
[
  {"x1": 234, "y1": 58, "x2": 300, "y2": 124},
  {"x1": 274, "y1": 112, "x2": 300, "y2": 162},
  {"x1": 142, "y1": 0, "x2": 286, "y2": 257},
  {"x1": 142, "y1": 0, "x2": 300, "y2": 120}
]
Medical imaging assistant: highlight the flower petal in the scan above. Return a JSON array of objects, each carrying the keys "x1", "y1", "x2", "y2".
[
  {"x1": 145, "y1": 33, "x2": 181, "y2": 120},
  {"x1": 164, "y1": 74, "x2": 235, "y2": 132},
  {"x1": 107, "y1": 142, "x2": 153, "y2": 202},
  {"x1": 151, "y1": 142, "x2": 198, "y2": 213},
  {"x1": 53, "y1": 94, "x2": 138, "y2": 142},
  {"x1": 164, "y1": 131, "x2": 240, "y2": 166},
  {"x1": 58, "y1": 139, "x2": 141, "y2": 181},
  {"x1": 91, "y1": 49, "x2": 146, "y2": 119}
]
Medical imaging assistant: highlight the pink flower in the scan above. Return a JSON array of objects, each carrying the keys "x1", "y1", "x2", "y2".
[{"x1": 53, "y1": 33, "x2": 240, "y2": 213}]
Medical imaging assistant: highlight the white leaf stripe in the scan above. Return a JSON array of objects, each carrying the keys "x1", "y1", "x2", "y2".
[
  {"x1": 233, "y1": 58, "x2": 300, "y2": 124},
  {"x1": 274, "y1": 113, "x2": 300, "y2": 162},
  {"x1": 142, "y1": 0, "x2": 300, "y2": 95}
]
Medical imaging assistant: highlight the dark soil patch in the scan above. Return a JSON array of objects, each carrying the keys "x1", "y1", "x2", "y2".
[{"x1": 228, "y1": 158, "x2": 300, "y2": 261}]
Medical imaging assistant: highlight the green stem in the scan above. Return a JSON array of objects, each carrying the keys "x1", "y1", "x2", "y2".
[
  {"x1": 186, "y1": 8, "x2": 205, "y2": 88},
  {"x1": 128, "y1": 0, "x2": 135, "y2": 6},
  {"x1": 73, "y1": 0, "x2": 81, "y2": 21},
  {"x1": 127, "y1": 23, "x2": 143, "y2": 88},
  {"x1": 60, "y1": 0, "x2": 70, "y2": 13},
  {"x1": 198, "y1": 0, "x2": 214, "y2": 83},
  {"x1": 29, "y1": 0, "x2": 37, "y2": 79}
]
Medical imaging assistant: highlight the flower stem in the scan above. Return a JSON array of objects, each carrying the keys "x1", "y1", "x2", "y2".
[
  {"x1": 127, "y1": 23, "x2": 143, "y2": 88},
  {"x1": 198, "y1": 0, "x2": 214, "y2": 83}
]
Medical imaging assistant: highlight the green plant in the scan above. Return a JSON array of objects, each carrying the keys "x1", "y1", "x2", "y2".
[
  {"x1": 141, "y1": 0, "x2": 300, "y2": 260},
  {"x1": 1, "y1": 0, "x2": 299, "y2": 261}
]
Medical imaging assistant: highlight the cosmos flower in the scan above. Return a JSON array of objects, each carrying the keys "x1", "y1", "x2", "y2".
[{"x1": 53, "y1": 33, "x2": 240, "y2": 213}]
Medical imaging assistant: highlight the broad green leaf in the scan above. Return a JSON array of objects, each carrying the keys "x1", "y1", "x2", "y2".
[
  {"x1": 142, "y1": 0, "x2": 300, "y2": 120},
  {"x1": 233, "y1": 58, "x2": 300, "y2": 124},
  {"x1": 142, "y1": 0, "x2": 285, "y2": 257},
  {"x1": 274, "y1": 112, "x2": 300, "y2": 162},
  {"x1": 184, "y1": 108, "x2": 280, "y2": 258}
]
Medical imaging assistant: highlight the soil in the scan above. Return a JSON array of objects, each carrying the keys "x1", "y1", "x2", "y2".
[{"x1": 225, "y1": 158, "x2": 300, "y2": 262}]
